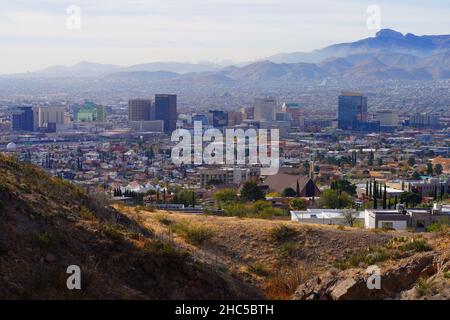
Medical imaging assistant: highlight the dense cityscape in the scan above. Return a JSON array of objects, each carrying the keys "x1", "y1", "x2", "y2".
[{"x1": 0, "y1": 0, "x2": 449, "y2": 306}]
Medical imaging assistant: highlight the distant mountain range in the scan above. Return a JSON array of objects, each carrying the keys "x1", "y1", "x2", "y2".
[
  {"x1": 6, "y1": 29, "x2": 450, "y2": 84},
  {"x1": 267, "y1": 28, "x2": 450, "y2": 63},
  {"x1": 34, "y1": 61, "x2": 227, "y2": 77}
]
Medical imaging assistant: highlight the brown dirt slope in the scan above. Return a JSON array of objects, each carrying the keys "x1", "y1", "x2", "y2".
[
  {"x1": 129, "y1": 208, "x2": 396, "y2": 299},
  {"x1": 0, "y1": 155, "x2": 261, "y2": 299}
]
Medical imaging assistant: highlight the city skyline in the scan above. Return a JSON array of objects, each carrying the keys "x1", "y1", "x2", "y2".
[{"x1": 1, "y1": 0, "x2": 450, "y2": 74}]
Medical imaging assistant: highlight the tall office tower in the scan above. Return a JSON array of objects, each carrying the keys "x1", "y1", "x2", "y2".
[
  {"x1": 192, "y1": 114, "x2": 209, "y2": 126},
  {"x1": 254, "y1": 97, "x2": 276, "y2": 122},
  {"x1": 375, "y1": 110, "x2": 399, "y2": 126},
  {"x1": 209, "y1": 110, "x2": 229, "y2": 128},
  {"x1": 12, "y1": 106, "x2": 34, "y2": 132},
  {"x1": 242, "y1": 106, "x2": 254, "y2": 120},
  {"x1": 281, "y1": 102, "x2": 301, "y2": 121},
  {"x1": 337, "y1": 92, "x2": 368, "y2": 130},
  {"x1": 128, "y1": 99, "x2": 152, "y2": 122},
  {"x1": 410, "y1": 113, "x2": 440, "y2": 128},
  {"x1": 228, "y1": 111, "x2": 243, "y2": 126},
  {"x1": 37, "y1": 106, "x2": 65, "y2": 128},
  {"x1": 75, "y1": 102, "x2": 107, "y2": 122},
  {"x1": 155, "y1": 94, "x2": 177, "y2": 133}
]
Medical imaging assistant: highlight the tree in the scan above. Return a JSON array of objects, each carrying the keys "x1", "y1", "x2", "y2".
[
  {"x1": 319, "y1": 190, "x2": 353, "y2": 209},
  {"x1": 282, "y1": 187, "x2": 297, "y2": 197},
  {"x1": 368, "y1": 151, "x2": 374, "y2": 166},
  {"x1": 373, "y1": 180, "x2": 378, "y2": 209},
  {"x1": 435, "y1": 164, "x2": 443, "y2": 175},
  {"x1": 330, "y1": 179, "x2": 357, "y2": 196},
  {"x1": 399, "y1": 192, "x2": 421, "y2": 208},
  {"x1": 342, "y1": 209, "x2": 358, "y2": 227},
  {"x1": 173, "y1": 189, "x2": 197, "y2": 207},
  {"x1": 382, "y1": 184, "x2": 387, "y2": 209},
  {"x1": 289, "y1": 198, "x2": 307, "y2": 211},
  {"x1": 427, "y1": 162, "x2": 434, "y2": 175},
  {"x1": 240, "y1": 181, "x2": 264, "y2": 201},
  {"x1": 213, "y1": 188, "x2": 238, "y2": 206},
  {"x1": 412, "y1": 171, "x2": 421, "y2": 180}
]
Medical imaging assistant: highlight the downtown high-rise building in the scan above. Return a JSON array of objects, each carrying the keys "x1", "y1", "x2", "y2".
[
  {"x1": 128, "y1": 99, "x2": 153, "y2": 122},
  {"x1": 254, "y1": 97, "x2": 276, "y2": 122},
  {"x1": 155, "y1": 94, "x2": 177, "y2": 133},
  {"x1": 209, "y1": 110, "x2": 228, "y2": 128},
  {"x1": 337, "y1": 92, "x2": 369, "y2": 131},
  {"x1": 12, "y1": 106, "x2": 34, "y2": 132}
]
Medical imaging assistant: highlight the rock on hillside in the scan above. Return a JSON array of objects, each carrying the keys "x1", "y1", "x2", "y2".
[{"x1": 292, "y1": 235, "x2": 449, "y2": 300}]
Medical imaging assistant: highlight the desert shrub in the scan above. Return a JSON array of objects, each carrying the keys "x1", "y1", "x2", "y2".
[
  {"x1": 248, "y1": 263, "x2": 270, "y2": 277},
  {"x1": 173, "y1": 221, "x2": 214, "y2": 245},
  {"x1": 426, "y1": 219, "x2": 449, "y2": 233},
  {"x1": 153, "y1": 240, "x2": 188, "y2": 258},
  {"x1": 101, "y1": 224, "x2": 124, "y2": 241},
  {"x1": 278, "y1": 242, "x2": 302, "y2": 260},
  {"x1": 334, "y1": 247, "x2": 390, "y2": 269},
  {"x1": 80, "y1": 207, "x2": 97, "y2": 221},
  {"x1": 443, "y1": 266, "x2": 450, "y2": 279},
  {"x1": 352, "y1": 220, "x2": 364, "y2": 228},
  {"x1": 263, "y1": 264, "x2": 308, "y2": 299},
  {"x1": 154, "y1": 213, "x2": 173, "y2": 226},
  {"x1": 399, "y1": 239, "x2": 432, "y2": 252},
  {"x1": 222, "y1": 202, "x2": 248, "y2": 217},
  {"x1": 271, "y1": 225, "x2": 297, "y2": 242},
  {"x1": 415, "y1": 277, "x2": 435, "y2": 297}
]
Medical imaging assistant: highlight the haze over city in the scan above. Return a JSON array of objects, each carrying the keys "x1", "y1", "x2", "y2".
[{"x1": 2, "y1": 0, "x2": 450, "y2": 74}]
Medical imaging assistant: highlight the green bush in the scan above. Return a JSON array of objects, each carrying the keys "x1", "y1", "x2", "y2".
[
  {"x1": 399, "y1": 239, "x2": 432, "y2": 252},
  {"x1": 101, "y1": 224, "x2": 124, "y2": 240},
  {"x1": 426, "y1": 219, "x2": 449, "y2": 233},
  {"x1": 415, "y1": 277, "x2": 434, "y2": 297},
  {"x1": 271, "y1": 225, "x2": 297, "y2": 242},
  {"x1": 334, "y1": 247, "x2": 390, "y2": 269},
  {"x1": 154, "y1": 213, "x2": 173, "y2": 226},
  {"x1": 278, "y1": 242, "x2": 301, "y2": 260},
  {"x1": 173, "y1": 221, "x2": 214, "y2": 245},
  {"x1": 80, "y1": 207, "x2": 97, "y2": 220},
  {"x1": 248, "y1": 263, "x2": 270, "y2": 277},
  {"x1": 443, "y1": 266, "x2": 450, "y2": 279}
]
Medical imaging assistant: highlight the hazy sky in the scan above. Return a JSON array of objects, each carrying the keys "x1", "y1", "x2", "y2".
[{"x1": 1, "y1": 0, "x2": 449, "y2": 74}]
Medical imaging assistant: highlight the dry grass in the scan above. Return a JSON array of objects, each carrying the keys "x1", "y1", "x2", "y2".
[{"x1": 122, "y1": 207, "x2": 396, "y2": 299}]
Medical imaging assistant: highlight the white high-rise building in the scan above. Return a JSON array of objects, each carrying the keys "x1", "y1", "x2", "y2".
[
  {"x1": 375, "y1": 110, "x2": 399, "y2": 126},
  {"x1": 254, "y1": 97, "x2": 276, "y2": 122},
  {"x1": 31, "y1": 106, "x2": 66, "y2": 131},
  {"x1": 37, "y1": 106, "x2": 66, "y2": 127}
]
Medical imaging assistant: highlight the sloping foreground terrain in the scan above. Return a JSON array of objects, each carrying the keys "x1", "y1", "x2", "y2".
[
  {"x1": 126, "y1": 208, "x2": 449, "y2": 300},
  {"x1": 292, "y1": 233, "x2": 449, "y2": 300},
  {"x1": 1, "y1": 154, "x2": 447, "y2": 300},
  {"x1": 0, "y1": 155, "x2": 261, "y2": 299}
]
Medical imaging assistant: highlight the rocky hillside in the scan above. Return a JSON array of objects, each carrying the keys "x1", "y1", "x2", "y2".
[
  {"x1": 127, "y1": 208, "x2": 396, "y2": 299},
  {"x1": 292, "y1": 234, "x2": 449, "y2": 300},
  {"x1": 124, "y1": 207, "x2": 449, "y2": 300},
  {"x1": 0, "y1": 155, "x2": 261, "y2": 299}
]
